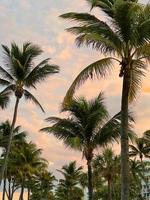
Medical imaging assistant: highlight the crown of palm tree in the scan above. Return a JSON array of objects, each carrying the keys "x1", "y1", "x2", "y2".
[
  {"x1": 0, "y1": 121, "x2": 26, "y2": 148},
  {"x1": 0, "y1": 42, "x2": 59, "y2": 111},
  {"x1": 129, "y1": 137, "x2": 150, "y2": 160},
  {"x1": 60, "y1": 0, "x2": 150, "y2": 105},
  {"x1": 41, "y1": 93, "x2": 124, "y2": 160}
]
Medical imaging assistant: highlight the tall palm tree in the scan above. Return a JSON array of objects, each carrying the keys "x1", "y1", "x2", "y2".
[
  {"x1": 92, "y1": 148, "x2": 120, "y2": 200},
  {"x1": 0, "y1": 42, "x2": 59, "y2": 180},
  {"x1": 41, "y1": 93, "x2": 126, "y2": 200},
  {"x1": 60, "y1": 1, "x2": 150, "y2": 199}
]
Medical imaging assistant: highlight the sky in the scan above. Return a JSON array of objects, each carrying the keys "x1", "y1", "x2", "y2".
[{"x1": 0, "y1": 0, "x2": 150, "y2": 183}]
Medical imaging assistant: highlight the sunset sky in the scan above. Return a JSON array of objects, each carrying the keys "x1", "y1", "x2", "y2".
[{"x1": 0, "y1": 0, "x2": 150, "y2": 182}]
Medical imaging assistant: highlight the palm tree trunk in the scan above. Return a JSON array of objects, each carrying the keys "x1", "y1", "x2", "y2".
[
  {"x1": 19, "y1": 183, "x2": 25, "y2": 200},
  {"x1": 8, "y1": 178, "x2": 11, "y2": 200},
  {"x1": 87, "y1": 159, "x2": 93, "y2": 200},
  {"x1": 2, "y1": 176, "x2": 6, "y2": 200},
  {"x1": 121, "y1": 69, "x2": 130, "y2": 200},
  {"x1": 108, "y1": 179, "x2": 112, "y2": 200},
  {"x1": 27, "y1": 187, "x2": 30, "y2": 200},
  {"x1": 0, "y1": 97, "x2": 20, "y2": 183}
]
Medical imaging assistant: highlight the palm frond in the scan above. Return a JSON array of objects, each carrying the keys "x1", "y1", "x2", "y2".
[
  {"x1": 25, "y1": 62, "x2": 59, "y2": 88},
  {"x1": 85, "y1": 0, "x2": 116, "y2": 17},
  {"x1": 0, "y1": 84, "x2": 15, "y2": 93},
  {"x1": 0, "y1": 78, "x2": 11, "y2": 86},
  {"x1": 0, "y1": 91, "x2": 11, "y2": 109},
  {"x1": 129, "y1": 59, "x2": 147, "y2": 102},
  {"x1": 0, "y1": 66, "x2": 14, "y2": 81},
  {"x1": 60, "y1": 12, "x2": 101, "y2": 25},
  {"x1": 23, "y1": 89, "x2": 45, "y2": 112},
  {"x1": 63, "y1": 57, "x2": 113, "y2": 106}
]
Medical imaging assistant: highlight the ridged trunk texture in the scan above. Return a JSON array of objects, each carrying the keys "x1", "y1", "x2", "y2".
[
  {"x1": 121, "y1": 69, "x2": 130, "y2": 200},
  {"x1": 108, "y1": 179, "x2": 112, "y2": 200},
  {"x1": 87, "y1": 160, "x2": 93, "y2": 200},
  {"x1": 2, "y1": 176, "x2": 6, "y2": 200}
]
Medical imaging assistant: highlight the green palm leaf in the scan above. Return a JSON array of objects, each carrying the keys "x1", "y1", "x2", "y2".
[
  {"x1": 23, "y1": 90, "x2": 45, "y2": 112},
  {"x1": 63, "y1": 58, "x2": 113, "y2": 106}
]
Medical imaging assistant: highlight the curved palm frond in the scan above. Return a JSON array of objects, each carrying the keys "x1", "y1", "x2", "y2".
[
  {"x1": 23, "y1": 89, "x2": 45, "y2": 112},
  {"x1": 0, "y1": 91, "x2": 11, "y2": 109},
  {"x1": 63, "y1": 58, "x2": 113, "y2": 106},
  {"x1": 129, "y1": 59, "x2": 147, "y2": 102},
  {"x1": 25, "y1": 60, "x2": 59, "y2": 88}
]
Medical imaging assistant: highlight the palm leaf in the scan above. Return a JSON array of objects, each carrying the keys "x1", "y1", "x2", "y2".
[
  {"x1": 0, "y1": 91, "x2": 11, "y2": 109},
  {"x1": 0, "y1": 66, "x2": 14, "y2": 81},
  {"x1": 0, "y1": 78, "x2": 11, "y2": 86},
  {"x1": 23, "y1": 90, "x2": 45, "y2": 112},
  {"x1": 63, "y1": 57, "x2": 113, "y2": 106},
  {"x1": 25, "y1": 62, "x2": 59, "y2": 88},
  {"x1": 129, "y1": 59, "x2": 147, "y2": 102}
]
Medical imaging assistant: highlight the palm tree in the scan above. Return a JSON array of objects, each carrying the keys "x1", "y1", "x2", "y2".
[
  {"x1": 56, "y1": 161, "x2": 85, "y2": 200},
  {"x1": 92, "y1": 148, "x2": 120, "y2": 200},
  {"x1": 0, "y1": 42, "x2": 59, "y2": 180},
  {"x1": 60, "y1": 1, "x2": 150, "y2": 198},
  {"x1": 10, "y1": 141, "x2": 48, "y2": 200},
  {"x1": 30, "y1": 171, "x2": 56, "y2": 200},
  {"x1": 41, "y1": 93, "x2": 125, "y2": 200},
  {"x1": 129, "y1": 137, "x2": 150, "y2": 164},
  {"x1": 0, "y1": 121, "x2": 26, "y2": 148}
]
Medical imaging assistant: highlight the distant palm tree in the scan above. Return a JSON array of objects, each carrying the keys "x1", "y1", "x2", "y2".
[
  {"x1": 0, "y1": 121, "x2": 27, "y2": 200},
  {"x1": 30, "y1": 171, "x2": 56, "y2": 200},
  {"x1": 93, "y1": 148, "x2": 120, "y2": 200},
  {"x1": 41, "y1": 93, "x2": 125, "y2": 200},
  {"x1": 0, "y1": 42, "x2": 59, "y2": 180},
  {"x1": 0, "y1": 121, "x2": 26, "y2": 149},
  {"x1": 10, "y1": 141, "x2": 48, "y2": 200},
  {"x1": 60, "y1": 1, "x2": 150, "y2": 199},
  {"x1": 56, "y1": 161, "x2": 85, "y2": 200},
  {"x1": 129, "y1": 137, "x2": 150, "y2": 168}
]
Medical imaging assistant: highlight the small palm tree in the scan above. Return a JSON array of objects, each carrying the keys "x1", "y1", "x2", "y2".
[
  {"x1": 41, "y1": 93, "x2": 124, "y2": 200},
  {"x1": 129, "y1": 137, "x2": 150, "y2": 167},
  {"x1": 56, "y1": 161, "x2": 85, "y2": 200},
  {"x1": 93, "y1": 148, "x2": 120, "y2": 200},
  {"x1": 0, "y1": 121, "x2": 27, "y2": 200},
  {"x1": 30, "y1": 171, "x2": 56, "y2": 200},
  {"x1": 0, "y1": 42, "x2": 59, "y2": 180},
  {"x1": 60, "y1": 1, "x2": 150, "y2": 199},
  {"x1": 0, "y1": 121, "x2": 26, "y2": 148},
  {"x1": 10, "y1": 141, "x2": 48, "y2": 200}
]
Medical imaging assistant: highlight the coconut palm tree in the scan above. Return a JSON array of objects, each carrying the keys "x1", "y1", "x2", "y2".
[
  {"x1": 0, "y1": 121, "x2": 27, "y2": 200},
  {"x1": 60, "y1": 1, "x2": 150, "y2": 199},
  {"x1": 30, "y1": 171, "x2": 56, "y2": 200},
  {"x1": 10, "y1": 141, "x2": 48, "y2": 200},
  {"x1": 56, "y1": 161, "x2": 85, "y2": 200},
  {"x1": 41, "y1": 93, "x2": 128, "y2": 200},
  {"x1": 0, "y1": 42, "x2": 59, "y2": 180},
  {"x1": 92, "y1": 148, "x2": 120, "y2": 200},
  {"x1": 0, "y1": 121, "x2": 26, "y2": 148},
  {"x1": 129, "y1": 137, "x2": 150, "y2": 164}
]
